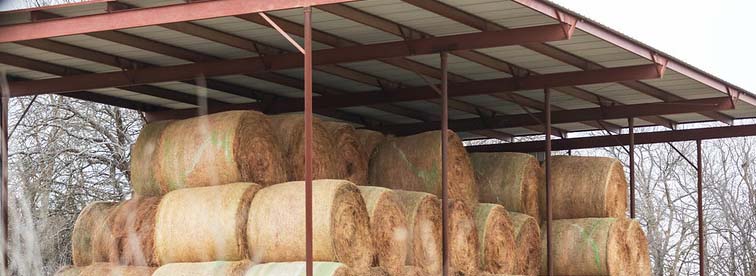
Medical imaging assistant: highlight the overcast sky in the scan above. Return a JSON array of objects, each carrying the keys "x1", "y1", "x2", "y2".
[{"x1": 1, "y1": 0, "x2": 754, "y2": 93}]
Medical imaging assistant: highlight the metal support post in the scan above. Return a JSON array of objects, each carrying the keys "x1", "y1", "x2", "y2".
[
  {"x1": 697, "y1": 139, "x2": 705, "y2": 276},
  {"x1": 629, "y1": 117, "x2": 635, "y2": 218},
  {"x1": 440, "y1": 51, "x2": 449, "y2": 276},
  {"x1": 544, "y1": 88, "x2": 553, "y2": 276},
  {"x1": 303, "y1": 6, "x2": 313, "y2": 276},
  {"x1": 1, "y1": 82, "x2": 8, "y2": 275}
]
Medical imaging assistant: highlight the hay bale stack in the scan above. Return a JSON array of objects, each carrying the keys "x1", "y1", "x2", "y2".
[
  {"x1": 55, "y1": 263, "x2": 155, "y2": 276},
  {"x1": 543, "y1": 156, "x2": 627, "y2": 219},
  {"x1": 246, "y1": 180, "x2": 373, "y2": 270},
  {"x1": 152, "y1": 261, "x2": 252, "y2": 276},
  {"x1": 540, "y1": 218, "x2": 634, "y2": 276},
  {"x1": 508, "y1": 212, "x2": 540, "y2": 276},
  {"x1": 393, "y1": 190, "x2": 443, "y2": 275},
  {"x1": 245, "y1": 262, "x2": 353, "y2": 276},
  {"x1": 269, "y1": 114, "x2": 346, "y2": 181},
  {"x1": 154, "y1": 182, "x2": 261, "y2": 264},
  {"x1": 131, "y1": 111, "x2": 287, "y2": 196},
  {"x1": 369, "y1": 130, "x2": 478, "y2": 208},
  {"x1": 474, "y1": 204, "x2": 516, "y2": 274},
  {"x1": 72, "y1": 201, "x2": 117, "y2": 266},
  {"x1": 358, "y1": 186, "x2": 409, "y2": 274},
  {"x1": 355, "y1": 129, "x2": 385, "y2": 159},
  {"x1": 322, "y1": 121, "x2": 368, "y2": 185},
  {"x1": 470, "y1": 152, "x2": 542, "y2": 222},
  {"x1": 107, "y1": 196, "x2": 160, "y2": 266},
  {"x1": 626, "y1": 220, "x2": 651, "y2": 276},
  {"x1": 448, "y1": 200, "x2": 480, "y2": 276}
]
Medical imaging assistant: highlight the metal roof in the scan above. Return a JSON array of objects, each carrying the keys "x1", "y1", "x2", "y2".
[{"x1": 0, "y1": 0, "x2": 753, "y2": 141}]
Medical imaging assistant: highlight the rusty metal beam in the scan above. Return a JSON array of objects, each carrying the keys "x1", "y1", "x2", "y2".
[
  {"x1": 544, "y1": 88, "x2": 554, "y2": 276},
  {"x1": 303, "y1": 7, "x2": 314, "y2": 276}
]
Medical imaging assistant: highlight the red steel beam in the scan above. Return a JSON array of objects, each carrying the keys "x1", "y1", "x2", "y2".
[
  {"x1": 382, "y1": 97, "x2": 734, "y2": 135},
  {"x1": 0, "y1": 0, "x2": 357, "y2": 43},
  {"x1": 467, "y1": 124, "x2": 756, "y2": 152},
  {"x1": 144, "y1": 64, "x2": 664, "y2": 120}
]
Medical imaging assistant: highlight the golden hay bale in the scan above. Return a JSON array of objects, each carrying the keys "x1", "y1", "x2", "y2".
[
  {"x1": 470, "y1": 152, "x2": 542, "y2": 222},
  {"x1": 246, "y1": 180, "x2": 373, "y2": 270},
  {"x1": 448, "y1": 200, "x2": 480, "y2": 276},
  {"x1": 358, "y1": 186, "x2": 410, "y2": 274},
  {"x1": 56, "y1": 263, "x2": 155, "y2": 276},
  {"x1": 364, "y1": 267, "x2": 390, "y2": 276},
  {"x1": 542, "y1": 156, "x2": 627, "y2": 219},
  {"x1": 72, "y1": 201, "x2": 117, "y2": 266},
  {"x1": 131, "y1": 111, "x2": 287, "y2": 196},
  {"x1": 474, "y1": 204, "x2": 516, "y2": 274},
  {"x1": 369, "y1": 130, "x2": 478, "y2": 209},
  {"x1": 245, "y1": 262, "x2": 353, "y2": 276},
  {"x1": 508, "y1": 212, "x2": 540, "y2": 276},
  {"x1": 322, "y1": 121, "x2": 368, "y2": 185},
  {"x1": 625, "y1": 220, "x2": 651, "y2": 276},
  {"x1": 393, "y1": 190, "x2": 443, "y2": 275},
  {"x1": 154, "y1": 183, "x2": 261, "y2": 264},
  {"x1": 107, "y1": 196, "x2": 161, "y2": 266},
  {"x1": 398, "y1": 266, "x2": 427, "y2": 276},
  {"x1": 355, "y1": 129, "x2": 385, "y2": 159},
  {"x1": 152, "y1": 261, "x2": 252, "y2": 276},
  {"x1": 269, "y1": 114, "x2": 346, "y2": 181},
  {"x1": 540, "y1": 218, "x2": 634, "y2": 276}
]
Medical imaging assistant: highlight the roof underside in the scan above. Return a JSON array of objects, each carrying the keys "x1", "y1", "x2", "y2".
[{"x1": 0, "y1": 0, "x2": 754, "y2": 142}]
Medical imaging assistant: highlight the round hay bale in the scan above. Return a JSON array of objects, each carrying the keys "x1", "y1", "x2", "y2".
[
  {"x1": 246, "y1": 180, "x2": 373, "y2": 270},
  {"x1": 398, "y1": 266, "x2": 427, "y2": 276},
  {"x1": 625, "y1": 220, "x2": 651, "y2": 276},
  {"x1": 474, "y1": 204, "x2": 516, "y2": 274},
  {"x1": 58, "y1": 263, "x2": 155, "y2": 276},
  {"x1": 107, "y1": 196, "x2": 160, "y2": 266},
  {"x1": 131, "y1": 121, "x2": 172, "y2": 196},
  {"x1": 363, "y1": 267, "x2": 390, "y2": 276},
  {"x1": 448, "y1": 200, "x2": 480, "y2": 276},
  {"x1": 354, "y1": 129, "x2": 385, "y2": 159},
  {"x1": 542, "y1": 156, "x2": 627, "y2": 219},
  {"x1": 470, "y1": 152, "x2": 542, "y2": 222},
  {"x1": 508, "y1": 212, "x2": 540, "y2": 276},
  {"x1": 323, "y1": 121, "x2": 368, "y2": 185},
  {"x1": 245, "y1": 262, "x2": 353, "y2": 276},
  {"x1": 269, "y1": 114, "x2": 346, "y2": 181},
  {"x1": 540, "y1": 218, "x2": 634, "y2": 276},
  {"x1": 155, "y1": 182, "x2": 261, "y2": 264},
  {"x1": 152, "y1": 261, "x2": 252, "y2": 276},
  {"x1": 393, "y1": 190, "x2": 442, "y2": 275},
  {"x1": 368, "y1": 130, "x2": 478, "y2": 209},
  {"x1": 357, "y1": 186, "x2": 409, "y2": 274},
  {"x1": 132, "y1": 111, "x2": 287, "y2": 196},
  {"x1": 72, "y1": 201, "x2": 117, "y2": 266}
]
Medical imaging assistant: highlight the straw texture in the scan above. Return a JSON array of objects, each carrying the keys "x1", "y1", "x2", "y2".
[
  {"x1": 107, "y1": 196, "x2": 160, "y2": 266},
  {"x1": 72, "y1": 201, "x2": 117, "y2": 266},
  {"x1": 393, "y1": 190, "x2": 443, "y2": 275},
  {"x1": 471, "y1": 152, "x2": 542, "y2": 222},
  {"x1": 474, "y1": 204, "x2": 516, "y2": 274},
  {"x1": 245, "y1": 262, "x2": 353, "y2": 276},
  {"x1": 154, "y1": 182, "x2": 261, "y2": 264},
  {"x1": 508, "y1": 212, "x2": 540, "y2": 276},
  {"x1": 448, "y1": 200, "x2": 480, "y2": 276},
  {"x1": 55, "y1": 263, "x2": 155, "y2": 276},
  {"x1": 626, "y1": 219, "x2": 651, "y2": 276},
  {"x1": 152, "y1": 261, "x2": 252, "y2": 276},
  {"x1": 269, "y1": 115, "x2": 346, "y2": 181},
  {"x1": 246, "y1": 180, "x2": 373, "y2": 270},
  {"x1": 322, "y1": 121, "x2": 368, "y2": 185},
  {"x1": 358, "y1": 186, "x2": 409, "y2": 275},
  {"x1": 355, "y1": 129, "x2": 385, "y2": 160}
]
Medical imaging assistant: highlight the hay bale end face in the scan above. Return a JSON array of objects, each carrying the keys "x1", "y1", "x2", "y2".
[
  {"x1": 107, "y1": 196, "x2": 160, "y2": 266},
  {"x1": 269, "y1": 114, "x2": 346, "y2": 181},
  {"x1": 152, "y1": 261, "x2": 252, "y2": 276},
  {"x1": 354, "y1": 129, "x2": 385, "y2": 160},
  {"x1": 154, "y1": 182, "x2": 261, "y2": 264},
  {"x1": 626, "y1": 219, "x2": 651, "y2": 276},
  {"x1": 322, "y1": 121, "x2": 369, "y2": 185},
  {"x1": 246, "y1": 180, "x2": 374, "y2": 270},
  {"x1": 357, "y1": 186, "x2": 409, "y2": 274},
  {"x1": 56, "y1": 263, "x2": 155, "y2": 276},
  {"x1": 245, "y1": 262, "x2": 353, "y2": 276},
  {"x1": 474, "y1": 204, "x2": 516, "y2": 274},
  {"x1": 369, "y1": 130, "x2": 478, "y2": 209},
  {"x1": 540, "y1": 218, "x2": 635, "y2": 276},
  {"x1": 448, "y1": 200, "x2": 480, "y2": 276},
  {"x1": 508, "y1": 212, "x2": 540, "y2": 276},
  {"x1": 393, "y1": 190, "x2": 443, "y2": 275},
  {"x1": 542, "y1": 156, "x2": 628, "y2": 219},
  {"x1": 72, "y1": 201, "x2": 117, "y2": 266},
  {"x1": 131, "y1": 111, "x2": 287, "y2": 196},
  {"x1": 471, "y1": 152, "x2": 542, "y2": 222}
]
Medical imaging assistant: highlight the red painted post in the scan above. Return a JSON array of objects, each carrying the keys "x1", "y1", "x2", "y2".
[
  {"x1": 303, "y1": 6, "x2": 314, "y2": 276},
  {"x1": 544, "y1": 88, "x2": 553, "y2": 276},
  {"x1": 629, "y1": 117, "x2": 635, "y2": 218},
  {"x1": 440, "y1": 51, "x2": 449, "y2": 276},
  {"x1": 697, "y1": 139, "x2": 705, "y2": 276}
]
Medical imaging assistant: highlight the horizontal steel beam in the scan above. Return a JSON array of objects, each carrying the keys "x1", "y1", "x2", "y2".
[
  {"x1": 382, "y1": 97, "x2": 735, "y2": 135},
  {"x1": 145, "y1": 64, "x2": 663, "y2": 121},
  {"x1": 6, "y1": 23, "x2": 574, "y2": 96},
  {"x1": 0, "y1": 0, "x2": 357, "y2": 43},
  {"x1": 467, "y1": 124, "x2": 756, "y2": 152}
]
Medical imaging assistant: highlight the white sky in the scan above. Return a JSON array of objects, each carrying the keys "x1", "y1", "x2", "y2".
[{"x1": 1, "y1": 0, "x2": 754, "y2": 93}]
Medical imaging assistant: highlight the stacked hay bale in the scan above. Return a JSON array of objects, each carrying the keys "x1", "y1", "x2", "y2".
[{"x1": 269, "y1": 114, "x2": 347, "y2": 181}]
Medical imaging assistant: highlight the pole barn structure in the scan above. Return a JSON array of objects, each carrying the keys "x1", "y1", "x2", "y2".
[{"x1": 0, "y1": 0, "x2": 754, "y2": 275}]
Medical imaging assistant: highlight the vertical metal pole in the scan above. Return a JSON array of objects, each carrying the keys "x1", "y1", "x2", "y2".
[
  {"x1": 0, "y1": 92, "x2": 6, "y2": 275},
  {"x1": 544, "y1": 88, "x2": 553, "y2": 276},
  {"x1": 629, "y1": 117, "x2": 636, "y2": 219},
  {"x1": 440, "y1": 51, "x2": 449, "y2": 276},
  {"x1": 303, "y1": 7, "x2": 313, "y2": 276},
  {"x1": 696, "y1": 139, "x2": 704, "y2": 276}
]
